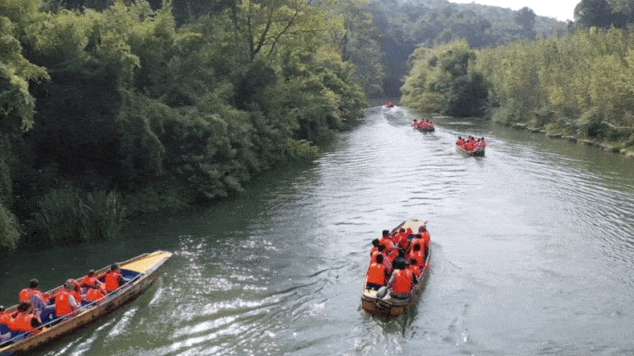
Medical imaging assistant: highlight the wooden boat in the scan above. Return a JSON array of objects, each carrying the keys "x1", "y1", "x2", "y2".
[
  {"x1": 361, "y1": 220, "x2": 431, "y2": 318},
  {"x1": 414, "y1": 124, "x2": 435, "y2": 132},
  {"x1": 456, "y1": 144, "x2": 485, "y2": 157},
  {"x1": 0, "y1": 250, "x2": 172, "y2": 354}
]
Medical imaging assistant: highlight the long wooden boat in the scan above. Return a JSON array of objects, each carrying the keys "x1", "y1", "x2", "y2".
[
  {"x1": 456, "y1": 144, "x2": 485, "y2": 157},
  {"x1": 414, "y1": 125, "x2": 435, "y2": 132},
  {"x1": 361, "y1": 220, "x2": 431, "y2": 318},
  {"x1": 0, "y1": 250, "x2": 172, "y2": 354}
]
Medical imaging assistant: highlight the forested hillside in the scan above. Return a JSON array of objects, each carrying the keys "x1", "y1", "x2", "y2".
[
  {"x1": 0, "y1": 0, "x2": 372, "y2": 251},
  {"x1": 368, "y1": 0, "x2": 565, "y2": 94},
  {"x1": 402, "y1": 0, "x2": 634, "y2": 151}
]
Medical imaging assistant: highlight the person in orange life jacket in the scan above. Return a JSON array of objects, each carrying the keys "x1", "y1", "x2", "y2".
[
  {"x1": 409, "y1": 233, "x2": 424, "y2": 253},
  {"x1": 412, "y1": 119, "x2": 419, "y2": 127},
  {"x1": 464, "y1": 139, "x2": 475, "y2": 151},
  {"x1": 386, "y1": 260, "x2": 415, "y2": 300},
  {"x1": 372, "y1": 245, "x2": 392, "y2": 271},
  {"x1": 105, "y1": 264, "x2": 125, "y2": 292},
  {"x1": 54, "y1": 281, "x2": 80, "y2": 318},
  {"x1": 19, "y1": 279, "x2": 51, "y2": 304},
  {"x1": 84, "y1": 283, "x2": 107, "y2": 303},
  {"x1": 67, "y1": 279, "x2": 82, "y2": 304},
  {"x1": 479, "y1": 137, "x2": 486, "y2": 148},
  {"x1": 456, "y1": 136, "x2": 465, "y2": 147},
  {"x1": 8, "y1": 302, "x2": 45, "y2": 334},
  {"x1": 0, "y1": 306, "x2": 9, "y2": 343},
  {"x1": 378, "y1": 230, "x2": 398, "y2": 260},
  {"x1": 365, "y1": 254, "x2": 390, "y2": 291},
  {"x1": 0, "y1": 305, "x2": 10, "y2": 325},
  {"x1": 409, "y1": 258, "x2": 422, "y2": 280},
  {"x1": 81, "y1": 269, "x2": 105, "y2": 292},
  {"x1": 407, "y1": 243, "x2": 425, "y2": 267},
  {"x1": 418, "y1": 225, "x2": 431, "y2": 259},
  {"x1": 394, "y1": 228, "x2": 409, "y2": 251},
  {"x1": 370, "y1": 239, "x2": 380, "y2": 256}
]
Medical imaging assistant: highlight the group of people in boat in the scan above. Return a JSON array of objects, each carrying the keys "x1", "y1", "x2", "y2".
[
  {"x1": 456, "y1": 135, "x2": 486, "y2": 153},
  {"x1": 385, "y1": 101, "x2": 395, "y2": 108},
  {"x1": 0, "y1": 264, "x2": 125, "y2": 339},
  {"x1": 365, "y1": 224, "x2": 431, "y2": 301},
  {"x1": 412, "y1": 119, "x2": 434, "y2": 131}
]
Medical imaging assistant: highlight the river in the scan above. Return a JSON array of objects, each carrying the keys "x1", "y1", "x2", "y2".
[{"x1": 2, "y1": 105, "x2": 634, "y2": 355}]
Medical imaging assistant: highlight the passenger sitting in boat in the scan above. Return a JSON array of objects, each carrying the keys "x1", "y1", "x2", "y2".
[
  {"x1": 54, "y1": 281, "x2": 80, "y2": 318},
  {"x1": 18, "y1": 279, "x2": 51, "y2": 304},
  {"x1": 394, "y1": 228, "x2": 409, "y2": 251},
  {"x1": 409, "y1": 234, "x2": 424, "y2": 253},
  {"x1": 409, "y1": 258, "x2": 422, "y2": 280},
  {"x1": 464, "y1": 139, "x2": 475, "y2": 151},
  {"x1": 456, "y1": 136, "x2": 465, "y2": 147},
  {"x1": 412, "y1": 119, "x2": 419, "y2": 127},
  {"x1": 378, "y1": 230, "x2": 398, "y2": 261},
  {"x1": 80, "y1": 270, "x2": 104, "y2": 292},
  {"x1": 407, "y1": 244, "x2": 425, "y2": 267},
  {"x1": 8, "y1": 302, "x2": 45, "y2": 335},
  {"x1": 372, "y1": 245, "x2": 392, "y2": 271},
  {"x1": 386, "y1": 261, "x2": 415, "y2": 300},
  {"x1": 0, "y1": 305, "x2": 10, "y2": 325},
  {"x1": 18, "y1": 279, "x2": 54, "y2": 320},
  {"x1": 365, "y1": 254, "x2": 390, "y2": 291},
  {"x1": 84, "y1": 283, "x2": 107, "y2": 304},
  {"x1": 479, "y1": 137, "x2": 486, "y2": 149},
  {"x1": 105, "y1": 264, "x2": 125, "y2": 293}
]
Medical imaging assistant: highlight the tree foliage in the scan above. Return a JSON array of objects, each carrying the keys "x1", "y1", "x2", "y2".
[
  {"x1": 0, "y1": 0, "x2": 368, "y2": 252},
  {"x1": 401, "y1": 40, "x2": 490, "y2": 117}
]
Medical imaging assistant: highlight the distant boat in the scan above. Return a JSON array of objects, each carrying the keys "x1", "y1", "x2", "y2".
[
  {"x1": 361, "y1": 219, "x2": 431, "y2": 319},
  {"x1": 0, "y1": 250, "x2": 172, "y2": 354},
  {"x1": 385, "y1": 101, "x2": 395, "y2": 108},
  {"x1": 456, "y1": 144, "x2": 485, "y2": 156}
]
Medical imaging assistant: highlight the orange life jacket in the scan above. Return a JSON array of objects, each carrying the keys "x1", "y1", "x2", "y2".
[
  {"x1": 105, "y1": 271, "x2": 123, "y2": 292},
  {"x1": 9, "y1": 312, "x2": 40, "y2": 333},
  {"x1": 81, "y1": 275, "x2": 99, "y2": 287},
  {"x1": 409, "y1": 264, "x2": 422, "y2": 278},
  {"x1": 366, "y1": 263, "x2": 388, "y2": 286},
  {"x1": 407, "y1": 250, "x2": 425, "y2": 266},
  {"x1": 391, "y1": 269, "x2": 414, "y2": 294},
  {"x1": 54, "y1": 290, "x2": 77, "y2": 317},
  {"x1": 84, "y1": 288, "x2": 106, "y2": 303},
  {"x1": 0, "y1": 312, "x2": 11, "y2": 325},
  {"x1": 19, "y1": 288, "x2": 49, "y2": 304}
]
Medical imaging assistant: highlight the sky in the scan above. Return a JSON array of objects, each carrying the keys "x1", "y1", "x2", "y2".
[{"x1": 448, "y1": 0, "x2": 579, "y2": 22}]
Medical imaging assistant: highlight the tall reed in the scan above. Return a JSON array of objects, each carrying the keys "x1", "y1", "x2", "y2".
[{"x1": 31, "y1": 188, "x2": 125, "y2": 245}]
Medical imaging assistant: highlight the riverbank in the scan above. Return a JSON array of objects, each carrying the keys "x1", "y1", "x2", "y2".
[{"x1": 509, "y1": 123, "x2": 634, "y2": 159}]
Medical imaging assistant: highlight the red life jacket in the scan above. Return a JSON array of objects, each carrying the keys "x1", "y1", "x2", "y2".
[
  {"x1": 55, "y1": 290, "x2": 77, "y2": 317},
  {"x1": 366, "y1": 263, "x2": 388, "y2": 286},
  {"x1": 81, "y1": 275, "x2": 99, "y2": 287},
  {"x1": 391, "y1": 269, "x2": 414, "y2": 294},
  {"x1": 105, "y1": 271, "x2": 123, "y2": 292},
  {"x1": 9, "y1": 312, "x2": 40, "y2": 333},
  {"x1": 19, "y1": 288, "x2": 49, "y2": 304},
  {"x1": 0, "y1": 312, "x2": 11, "y2": 325},
  {"x1": 409, "y1": 264, "x2": 422, "y2": 278},
  {"x1": 85, "y1": 288, "x2": 106, "y2": 303}
]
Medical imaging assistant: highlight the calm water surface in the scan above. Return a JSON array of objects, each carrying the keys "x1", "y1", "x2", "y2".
[{"x1": 2, "y1": 106, "x2": 634, "y2": 355}]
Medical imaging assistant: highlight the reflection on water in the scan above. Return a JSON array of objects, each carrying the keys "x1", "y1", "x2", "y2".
[{"x1": 2, "y1": 107, "x2": 634, "y2": 355}]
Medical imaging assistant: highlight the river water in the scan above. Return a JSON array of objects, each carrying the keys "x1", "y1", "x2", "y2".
[{"x1": 2, "y1": 105, "x2": 634, "y2": 355}]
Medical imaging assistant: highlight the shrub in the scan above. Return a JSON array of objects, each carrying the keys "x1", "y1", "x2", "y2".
[{"x1": 30, "y1": 188, "x2": 124, "y2": 245}]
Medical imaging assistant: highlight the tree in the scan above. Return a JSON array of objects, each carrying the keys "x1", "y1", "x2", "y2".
[
  {"x1": 515, "y1": 7, "x2": 536, "y2": 39},
  {"x1": 574, "y1": 0, "x2": 617, "y2": 28}
]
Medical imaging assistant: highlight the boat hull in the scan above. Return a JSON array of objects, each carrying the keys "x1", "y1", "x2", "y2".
[
  {"x1": 361, "y1": 220, "x2": 431, "y2": 318},
  {"x1": 0, "y1": 251, "x2": 172, "y2": 354},
  {"x1": 456, "y1": 145, "x2": 485, "y2": 156}
]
